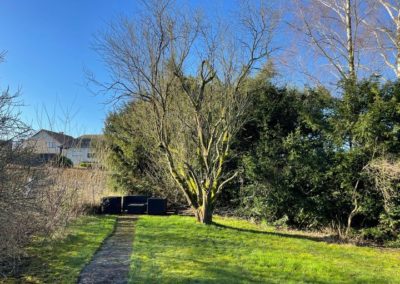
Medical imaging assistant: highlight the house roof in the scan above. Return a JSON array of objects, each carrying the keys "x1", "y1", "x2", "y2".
[
  {"x1": 33, "y1": 129, "x2": 76, "y2": 148},
  {"x1": 30, "y1": 130, "x2": 104, "y2": 149}
]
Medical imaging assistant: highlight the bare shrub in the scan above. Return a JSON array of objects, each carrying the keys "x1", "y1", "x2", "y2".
[
  {"x1": 0, "y1": 161, "x2": 111, "y2": 276},
  {"x1": 366, "y1": 157, "x2": 400, "y2": 226},
  {"x1": 43, "y1": 167, "x2": 112, "y2": 222},
  {"x1": 0, "y1": 88, "x2": 45, "y2": 275},
  {"x1": 0, "y1": 74, "x2": 110, "y2": 276}
]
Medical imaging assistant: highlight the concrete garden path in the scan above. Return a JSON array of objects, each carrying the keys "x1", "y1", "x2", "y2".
[{"x1": 78, "y1": 215, "x2": 136, "y2": 284}]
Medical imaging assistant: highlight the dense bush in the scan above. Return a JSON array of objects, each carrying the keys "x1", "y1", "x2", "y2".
[
  {"x1": 234, "y1": 78, "x2": 400, "y2": 241},
  {"x1": 234, "y1": 81, "x2": 334, "y2": 228}
]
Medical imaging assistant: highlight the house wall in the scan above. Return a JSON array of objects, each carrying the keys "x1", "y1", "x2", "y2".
[
  {"x1": 64, "y1": 147, "x2": 96, "y2": 166},
  {"x1": 23, "y1": 131, "x2": 62, "y2": 154}
]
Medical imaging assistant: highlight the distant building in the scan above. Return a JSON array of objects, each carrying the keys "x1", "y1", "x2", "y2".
[
  {"x1": 23, "y1": 129, "x2": 102, "y2": 166},
  {"x1": 65, "y1": 134, "x2": 102, "y2": 166}
]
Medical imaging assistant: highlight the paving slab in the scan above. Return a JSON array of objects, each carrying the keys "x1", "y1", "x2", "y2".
[{"x1": 77, "y1": 215, "x2": 136, "y2": 284}]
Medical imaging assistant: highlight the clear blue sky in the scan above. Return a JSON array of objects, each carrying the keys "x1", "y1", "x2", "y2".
[
  {"x1": 0, "y1": 0, "x2": 238, "y2": 137},
  {"x1": 0, "y1": 0, "x2": 140, "y2": 136}
]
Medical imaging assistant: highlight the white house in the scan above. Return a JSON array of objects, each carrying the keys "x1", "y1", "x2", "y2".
[
  {"x1": 24, "y1": 129, "x2": 101, "y2": 166},
  {"x1": 64, "y1": 135, "x2": 100, "y2": 166}
]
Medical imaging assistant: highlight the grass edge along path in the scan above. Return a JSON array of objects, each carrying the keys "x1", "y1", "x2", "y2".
[
  {"x1": 78, "y1": 215, "x2": 136, "y2": 284},
  {"x1": 129, "y1": 215, "x2": 400, "y2": 284},
  {"x1": 6, "y1": 215, "x2": 117, "y2": 284}
]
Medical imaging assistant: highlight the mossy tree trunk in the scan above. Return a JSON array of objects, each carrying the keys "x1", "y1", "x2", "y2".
[
  {"x1": 195, "y1": 195, "x2": 213, "y2": 224},
  {"x1": 162, "y1": 128, "x2": 238, "y2": 225}
]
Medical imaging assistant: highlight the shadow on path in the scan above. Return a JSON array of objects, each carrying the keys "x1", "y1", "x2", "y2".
[{"x1": 77, "y1": 215, "x2": 136, "y2": 284}]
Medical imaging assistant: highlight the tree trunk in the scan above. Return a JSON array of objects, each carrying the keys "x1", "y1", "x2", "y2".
[
  {"x1": 345, "y1": 207, "x2": 358, "y2": 238},
  {"x1": 194, "y1": 194, "x2": 213, "y2": 224},
  {"x1": 346, "y1": 0, "x2": 356, "y2": 80},
  {"x1": 195, "y1": 206, "x2": 213, "y2": 224},
  {"x1": 345, "y1": 179, "x2": 360, "y2": 238}
]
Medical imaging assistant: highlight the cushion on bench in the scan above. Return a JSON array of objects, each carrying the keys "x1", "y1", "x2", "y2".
[
  {"x1": 127, "y1": 203, "x2": 146, "y2": 214},
  {"x1": 122, "y1": 195, "x2": 149, "y2": 211}
]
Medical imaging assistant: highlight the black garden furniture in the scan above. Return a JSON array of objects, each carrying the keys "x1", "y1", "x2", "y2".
[
  {"x1": 101, "y1": 196, "x2": 122, "y2": 214},
  {"x1": 147, "y1": 198, "x2": 167, "y2": 215},
  {"x1": 100, "y1": 195, "x2": 168, "y2": 215},
  {"x1": 127, "y1": 203, "x2": 147, "y2": 214},
  {"x1": 123, "y1": 195, "x2": 149, "y2": 213}
]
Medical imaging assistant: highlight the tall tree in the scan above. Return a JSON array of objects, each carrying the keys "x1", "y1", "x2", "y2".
[
  {"x1": 364, "y1": 0, "x2": 400, "y2": 78},
  {"x1": 294, "y1": 0, "x2": 368, "y2": 82},
  {"x1": 93, "y1": 1, "x2": 279, "y2": 223}
]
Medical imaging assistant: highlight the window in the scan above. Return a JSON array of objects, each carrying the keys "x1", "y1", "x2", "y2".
[{"x1": 47, "y1": 142, "x2": 57, "y2": 148}]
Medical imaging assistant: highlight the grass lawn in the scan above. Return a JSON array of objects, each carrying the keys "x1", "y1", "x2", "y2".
[
  {"x1": 6, "y1": 215, "x2": 116, "y2": 284},
  {"x1": 130, "y1": 215, "x2": 400, "y2": 284}
]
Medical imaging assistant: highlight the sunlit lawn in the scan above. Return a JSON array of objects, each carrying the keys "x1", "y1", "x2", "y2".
[
  {"x1": 6, "y1": 215, "x2": 116, "y2": 284},
  {"x1": 129, "y1": 215, "x2": 400, "y2": 284}
]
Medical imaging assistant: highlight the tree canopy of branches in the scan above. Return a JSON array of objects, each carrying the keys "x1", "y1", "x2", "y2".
[
  {"x1": 363, "y1": 0, "x2": 400, "y2": 78},
  {"x1": 293, "y1": 0, "x2": 371, "y2": 82},
  {"x1": 94, "y1": 0, "x2": 279, "y2": 223}
]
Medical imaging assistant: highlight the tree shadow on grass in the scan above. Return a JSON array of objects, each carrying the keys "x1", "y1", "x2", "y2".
[{"x1": 212, "y1": 221, "x2": 337, "y2": 244}]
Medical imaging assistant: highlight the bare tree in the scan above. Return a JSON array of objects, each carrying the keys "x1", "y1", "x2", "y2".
[
  {"x1": 293, "y1": 0, "x2": 370, "y2": 82},
  {"x1": 363, "y1": 0, "x2": 400, "y2": 78},
  {"x1": 93, "y1": 0, "x2": 279, "y2": 224},
  {"x1": 0, "y1": 54, "x2": 40, "y2": 274}
]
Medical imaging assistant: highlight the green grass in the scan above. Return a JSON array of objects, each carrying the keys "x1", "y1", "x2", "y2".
[
  {"x1": 7, "y1": 215, "x2": 116, "y2": 284},
  {"x1": 129, "y1": 215, "x2": 400, "y2": 284}
]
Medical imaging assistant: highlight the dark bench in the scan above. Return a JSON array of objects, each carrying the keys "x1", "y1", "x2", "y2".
[
  {"x1": 100, "y1": 195, "x2": 168, "y2": 215},
  {"x1": 147, "y1": 198, "x2": 167, "y2": 215},
  {"x1": 123, "y1": 195, "x2": 149, "y2": 214},
  {"x1": 101, "y1": 196, "x2": 122, "y2": 214}
]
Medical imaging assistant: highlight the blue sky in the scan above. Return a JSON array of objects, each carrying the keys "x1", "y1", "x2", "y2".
[
  {"x1": 0, "y1": 0, "x2": 139, "y2": 136},
  {"x1": 0, "y1": 0, "x2": 237, "y2": 136}
]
